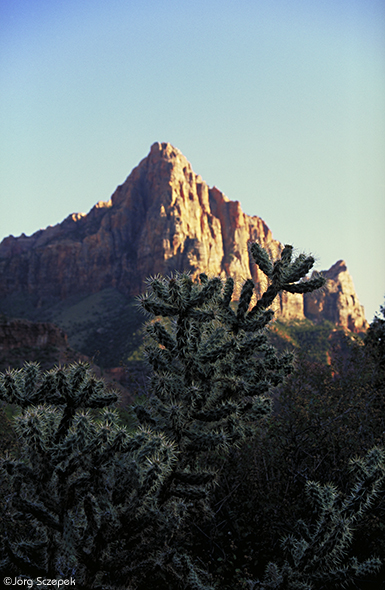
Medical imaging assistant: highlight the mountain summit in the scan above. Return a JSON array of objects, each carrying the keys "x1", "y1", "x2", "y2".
[{"x1": 0, "y1": 142, "x2": 367, "y2": 331}]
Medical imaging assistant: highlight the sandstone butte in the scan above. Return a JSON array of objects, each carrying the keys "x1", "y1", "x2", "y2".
[{"x1": 0, "y1": 142, "x2": 367, "y2": 332}]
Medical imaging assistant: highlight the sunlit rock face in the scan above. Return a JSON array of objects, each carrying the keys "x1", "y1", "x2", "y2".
[
  {"x1": 0, "y1": 142, "x2": 367, "y2": 330},
  {"x1": 304, "y1": 261, "x2": 368, "y2": 332}
]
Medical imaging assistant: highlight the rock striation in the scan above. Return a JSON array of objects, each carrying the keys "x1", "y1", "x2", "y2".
[{"x1": 0, "y1": 142, "x2": 367, "y2": 331}]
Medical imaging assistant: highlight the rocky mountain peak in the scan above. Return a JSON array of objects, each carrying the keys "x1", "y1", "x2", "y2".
[
  {"x1": 0, "y1": 143, "x2": 367, "y2": 332},
  {"x1": 325, "y1": 259, "x2": 348, "y2": 280},
  {"x1": 304, "y1": 260, "x2": 368, "y2": 332}
]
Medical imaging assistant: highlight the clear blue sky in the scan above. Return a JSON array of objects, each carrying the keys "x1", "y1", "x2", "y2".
[{"x1": 1, "y1": 0, "x2": 384, "y2": 320}]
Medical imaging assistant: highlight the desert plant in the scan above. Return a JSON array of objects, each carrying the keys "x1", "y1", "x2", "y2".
[
  {"x1": 133, "y1": 244, "x2": 325, "y2": 573},
  {"x1": 0, "y1": 243, "x2": 326, "y2": 589},
  {"x1": 255, "y1": 447, "x2": 384, "y2": 590},
  {"x1": 204, "y1": 324, "x2": 385, "y2": 588},
  {"x1": 0, "y1": 362, "x2": 196, "y2": 589}
]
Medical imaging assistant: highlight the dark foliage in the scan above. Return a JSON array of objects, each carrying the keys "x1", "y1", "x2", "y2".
[
  {"x1": 199, "y1": 320, "x2": 385, "y2": 588},
  {"x1": 1, "y1": 247, "x2": 384, "y2": 590}
]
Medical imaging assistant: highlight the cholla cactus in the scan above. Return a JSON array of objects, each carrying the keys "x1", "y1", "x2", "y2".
[
  {"x1": 257, "y1": 447, "x2": 384, "y2": 590},
  {"x1": 135, "y1": 243, "x2": 325, "y2": 522},
  {"x1": 0, "y1": 362, "x2": 182, "y2": 589},
  {"x1": 0, "y1": 243, "x2": 326, "y2": 589}
]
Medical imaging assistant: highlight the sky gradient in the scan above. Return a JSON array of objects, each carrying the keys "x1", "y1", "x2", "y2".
[{"x1": 1, "y1": 0, "x2": 384, "y2": 320}]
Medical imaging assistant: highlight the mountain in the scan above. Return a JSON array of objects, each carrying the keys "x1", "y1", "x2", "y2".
[
  {"x1": 0, "y1": 142, "x2": 368, "y2": 366},
  {"x1": 0, "y1": 143, "x2": 283, "y2": 300}
]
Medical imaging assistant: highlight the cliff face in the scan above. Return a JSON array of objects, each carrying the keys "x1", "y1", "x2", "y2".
[
  {"x1": 0, "y1": 316, "x2": 74, "y2": 372},
  {"x1": 0, "y1": 142, "x2": 367, "y2": 331},
  {"x1": 304, "y1": 261, "x2": 368, "y2": 332},
  {"x1": 0, "y1": 318, "x2": 68, "y2": 350},
  {"x1": 0, "y1": 143, "x2": 280, "y2": 299}
]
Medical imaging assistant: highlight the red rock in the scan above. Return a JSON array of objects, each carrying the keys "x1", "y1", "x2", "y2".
[
  {"x1": 304, "y1": 261, "x2": 368, "y2": 332},
  {"x1": 0, "y1": 143, "x2": 367, "y2": 331},
  {"x1": 0, "y1": 317, "x2": 68, "y2": 350}
]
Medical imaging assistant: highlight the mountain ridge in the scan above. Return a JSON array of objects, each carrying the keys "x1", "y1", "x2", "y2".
[{"x1": 0, "y1": 142, "x2": 367, "y2": 333}]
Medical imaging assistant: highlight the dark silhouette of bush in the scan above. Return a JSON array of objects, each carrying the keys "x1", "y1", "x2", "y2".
[{"x1": 365, "y1": 301, "x2": 385, "y2": 388}]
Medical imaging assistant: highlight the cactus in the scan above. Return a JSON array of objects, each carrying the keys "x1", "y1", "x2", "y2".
[
  {"x1": 246, "y1": 447, "x2": 384, "y2": 590},
  {"x1": 133, "y1": 244, "x2": 325, "y2": 562},
  {"x1": 0, "y1": 243, "x2": 327, "y2": 589},
  {"x1": 0, "y1": 362, "x2": 183, "y2": 589}
]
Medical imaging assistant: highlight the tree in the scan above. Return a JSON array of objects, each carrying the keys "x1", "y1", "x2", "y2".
[{"x1": 365, "y1": 300, "x2": 385, "y2": 387}]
